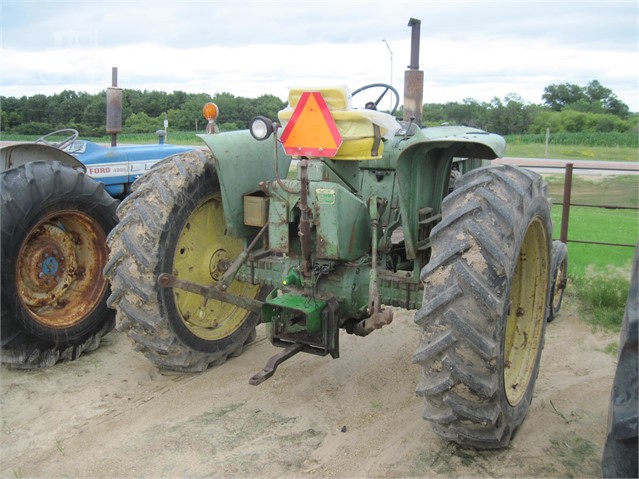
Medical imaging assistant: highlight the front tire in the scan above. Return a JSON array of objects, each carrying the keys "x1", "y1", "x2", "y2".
[
  {"x1": 1, "y1": 162, "x2": 118, "y2": 367},
  {"x1": 414, "y1": 165, "x2": 552, "y2": 449},
  {"x1": 547, "y1": 240, "x2": 568, "y2": 322},
  {"x1": 105, "y1": 150, "x2": 268, "y2": 372}
]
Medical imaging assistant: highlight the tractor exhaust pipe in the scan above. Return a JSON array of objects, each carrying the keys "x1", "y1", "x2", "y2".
[
  {"x1": 403, "y1": 18, "x2": 424, "y2": 126},
  {"x1": 106, "y1": 67, "x2": 123, "y2": 147}
]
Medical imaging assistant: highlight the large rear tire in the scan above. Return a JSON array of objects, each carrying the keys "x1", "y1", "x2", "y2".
[
  {"x1": 1, "y1": 161, "x2": 118, "y2": 367},
  {"x1": 414, "y1": 165, "x2": 552, "y2": 449},
  {"x1": 602, "y1": 246, "x2": 638, "y2": 478},
  {"x1": 105, "y1": 150, "x2": 268, "y2": 372}
]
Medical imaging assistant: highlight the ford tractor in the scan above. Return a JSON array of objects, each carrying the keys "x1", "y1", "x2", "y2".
[
  {"x1": 105, "y1": 20, "x2": 565, "y2": 449},
  {"x1": 1, "y1": 127, "x2": 194, "y2": 368}
]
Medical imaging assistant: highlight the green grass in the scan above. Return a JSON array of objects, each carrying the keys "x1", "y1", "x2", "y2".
[
  {"x1": 545, "y1": 174, "x2": 637, "y2": 331},
  {"x1": 506, "y1": 131, "x2": 638, "y2": 148},
  {"x1": 546, "y1": 175, "x2": 638, "y2": 274},
  {"x1": 505, "y1": 142, "x2": 638, "y2": 161},
  {"x1": 548, "y1": 434, "x2": 600, "y2": 478}
]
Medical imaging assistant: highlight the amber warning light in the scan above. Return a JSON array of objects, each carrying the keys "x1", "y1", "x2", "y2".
[
  {"x1": 202, "y1": 102, "x2": 219, "y2": 134},
  {"x1": 202, "y1": 102, "x2": 219, "y2": 121},
  {"x1": 280, "y1": 92, "x2": 342, "y2": 157}
]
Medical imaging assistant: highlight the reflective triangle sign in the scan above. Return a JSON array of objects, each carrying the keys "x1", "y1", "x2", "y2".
[{"x1": 280, "y1": 92, "x2": 342, "y2": 157}]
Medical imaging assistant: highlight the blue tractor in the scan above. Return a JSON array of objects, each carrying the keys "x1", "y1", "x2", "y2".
[{"x1": 0, "y1": 128, "x2": 194, "y2": 367}]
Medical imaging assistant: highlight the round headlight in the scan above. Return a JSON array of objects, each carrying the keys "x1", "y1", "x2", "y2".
[{"x1": 249, "y1": 116, "x2": 274, "y2": 141}]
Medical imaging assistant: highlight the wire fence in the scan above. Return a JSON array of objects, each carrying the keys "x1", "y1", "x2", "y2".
[{"x1": 555, "y1": 163, "x2": 638, "y2": 248}]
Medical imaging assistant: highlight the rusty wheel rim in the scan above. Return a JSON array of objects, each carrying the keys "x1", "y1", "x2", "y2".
[{"x1": 16, "y1": 210, "x2": 108, "y2": 330}]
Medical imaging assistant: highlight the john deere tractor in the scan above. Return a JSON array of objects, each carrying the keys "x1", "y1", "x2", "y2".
[{"x1": 105, "y1": 20, "x2": 560, "y2": 449}]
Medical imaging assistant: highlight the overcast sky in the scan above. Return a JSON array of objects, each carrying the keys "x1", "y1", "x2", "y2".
[{"x1": 1, "y1": 0, "x2": 637, "y2": 111}]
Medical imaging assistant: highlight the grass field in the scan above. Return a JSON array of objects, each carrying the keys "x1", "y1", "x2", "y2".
[
  {"x1": 505, "y1": 142, "x2": 638, "y2": 161},
  {"x1": 545, "y1": 174, "x2": 638, "y2": 331},
  {"x1": 546, "y1": 174, "x2": 638, "y2": 273}
]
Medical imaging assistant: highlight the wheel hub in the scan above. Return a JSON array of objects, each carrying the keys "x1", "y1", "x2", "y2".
[
  {"x1": 18, "y1": 223, "x2": 77, "y2": 307},
  {"x1": 172, "y1": 197, "x2": 260, "y2": 341},
  {"x1": 209, "y1": 249, "x2": 230, "y2": 281}
]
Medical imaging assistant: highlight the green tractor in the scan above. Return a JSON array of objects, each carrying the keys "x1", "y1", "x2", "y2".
[{"x1": 105, "y1": 21, "x2": 559, "y2": 450}]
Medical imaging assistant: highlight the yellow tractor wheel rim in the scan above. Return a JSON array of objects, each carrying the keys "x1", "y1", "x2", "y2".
[
  {"x1": 503, "y1": 217, "x2": 549, "y2": 406},
  {"x1": 172, "y1": 196, "x2": 260, "y2": 341}
]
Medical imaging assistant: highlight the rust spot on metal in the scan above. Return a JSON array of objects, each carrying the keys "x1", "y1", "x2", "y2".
[
  {"x1": 317, "y1": 235, "x2": 328, "y2": 258},
  {"x1": 75, "y1": 266, "x2": 86, "y2": 280},
  {"x1": 70, "y1": 231, "x2": 83, "y2": 245}
]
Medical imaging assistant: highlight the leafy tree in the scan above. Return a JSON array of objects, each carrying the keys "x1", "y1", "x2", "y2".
[
  {"x1": 484, "y1": 94, "x2": 537, "y2": 135},
  {"x1": 529, "y1": 110, "x2": 634, "y2": 134},
  {"x1": 542, "y1": 83, "x2": 586, "y2": 111},
  {"x1": 253, "y1": 94, "x2": 286, "y2": 122},
  {"x1": 212, "y1": 92, "x2": 240, "y2": 125},
  {"x1": 422, "y1": 103, "x2": 447, "y2": 125},
  {"x1": 0, "y1": 96, "x2": 23, "y2": 130},
  {"x1": 12, "y1": 121, "x2": 54, "y2": 135},
  {"x1": 23, "y1": 94, "x2": 50, "y2": 123},
  {"x1": 124, "y1": 111, "x2": 161, "y2": 133},
  {"x1": 82, "y1": 91, "x2": 106, "y2": 129},
  {"x1": 542, "y1": 80, "x2": 629, "y2": 118}
]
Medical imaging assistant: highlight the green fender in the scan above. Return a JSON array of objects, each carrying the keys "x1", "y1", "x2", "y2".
[
  {"x1": 198, "y1": 131, "x2": 293, "y2": 238},
  {"x1": 394, "y1": 125, "x2": 506, "y2": 259}
]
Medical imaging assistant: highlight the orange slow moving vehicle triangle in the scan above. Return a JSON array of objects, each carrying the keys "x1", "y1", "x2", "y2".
[{"x1": 280, "y1": 91, "x2": 343, "y2": 157}]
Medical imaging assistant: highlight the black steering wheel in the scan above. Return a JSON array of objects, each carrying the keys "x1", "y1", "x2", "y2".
[
  {"x1": 35, "y1": 128, "x2": 79, "y2": 150},
  {"x1": 352, "y1": 83, "x2": 400, "y2": 115}
]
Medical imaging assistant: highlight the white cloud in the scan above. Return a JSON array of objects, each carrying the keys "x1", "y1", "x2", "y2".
[{"x1": 1, "y1": 0, "x2": 637, "y2": 110}]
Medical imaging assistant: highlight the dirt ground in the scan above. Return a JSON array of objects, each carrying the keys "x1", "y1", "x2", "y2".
[{"x1": 0, "y1": 293, "x2": 619, "y2": 479}]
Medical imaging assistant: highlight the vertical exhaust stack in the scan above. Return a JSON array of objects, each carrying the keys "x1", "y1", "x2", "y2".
[
  {"x1": 403, "y1": 18, "x2": 424, "y2": 126},
  {"x1": 106, "y1": 67, "x2": 123, "y2": 147}
]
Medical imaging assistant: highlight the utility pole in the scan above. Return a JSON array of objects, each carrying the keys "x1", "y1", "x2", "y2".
[{"x1": 382, "y1": 39, "x2": 393, "y2": 111}]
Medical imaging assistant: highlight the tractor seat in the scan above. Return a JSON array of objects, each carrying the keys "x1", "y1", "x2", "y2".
[{"x1": 278, "y1": 86, "x2": 401, "y2": 160}]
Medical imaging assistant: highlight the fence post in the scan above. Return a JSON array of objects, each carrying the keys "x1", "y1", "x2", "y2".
[
  {"x1": 545, "y1": 128, "x2": 550, "y2": 159},
  {"x1": 560, "y1": 163, "x2": 573, "y2": 244}
]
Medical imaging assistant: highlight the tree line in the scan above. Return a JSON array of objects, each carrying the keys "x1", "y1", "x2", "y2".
[
  {"x1": 421, "y1": 80, "x2": 635, "y2": 136},
  {"x1": 1, "y1": 80, "x2": 635, "y2": 138},
  {"x1": 0, "y1": 89, "x2": 287, "y2": 137}
]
